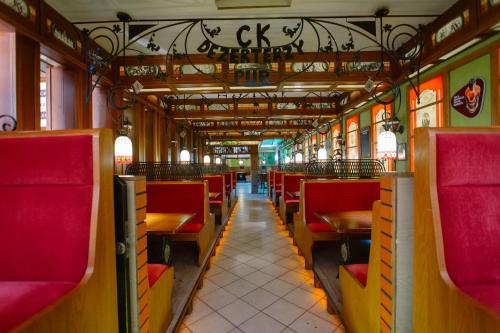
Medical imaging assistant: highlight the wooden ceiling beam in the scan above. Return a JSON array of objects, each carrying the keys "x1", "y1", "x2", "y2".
[
  {"x1": 170, "y1": 108, "x2": 338, "y2": 119},
  {"x1": 193, "y1": 124, "x2": 314, "y2": 132},
  {"x1": 207, "y1": 134, "x2": 294, "y2": 141}
]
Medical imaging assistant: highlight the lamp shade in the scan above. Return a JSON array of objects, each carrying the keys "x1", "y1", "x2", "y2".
[
  {"x1": 203, "y1": 154, "x2": 211, "y2": 164},
  {"x1": 377, "y1": 130, "x2": 397, "y2": 159},
  {"x1": 180, "y1": 149, "x2": 190, "y2": 162},
  {"x1": 215, "y1": 157, "x2": 222, "y2": 165},
  {"x1": 295, "y1": 152, "x2": 303, "y2": 163},
  {"x1": 317, "y1": 147, "x2": 327, "y2": 161},
  {"x1": 262, "y1": 160, "x2": 266, "y2": 165},
  {"x1": 284, "y1": 156, "x2": 291, "y2": 164},
  {"x1": 114, "y1": 135, "x2": 133, "y2": 165},
  {"x1": 238, "y1": 160, "x2": 244, "y2": 166}
]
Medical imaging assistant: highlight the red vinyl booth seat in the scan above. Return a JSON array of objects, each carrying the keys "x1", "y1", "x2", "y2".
[
  {"x1": 294, "y1": 179, "x2": 380, "y2": 269},
  {"x1": 304, "y1": 181, "x2": 380, "y2": 231},
  {"x1": 204, "y1": 175, "x2": 225, "y2": 206},
  {"x1": 414, "y1": 128, "x2": 500, "y2": 332},
  {"x1": 436, "y1": 133, "x2": 500, "y2": 313},
  {"x1": 148, "y1": 264, "x2": 168, "y2": 288},
  {"x1": 283, "y1": 175, "x2": 303, "y2": 204},
  {"x1": 0, "y1": 130, "x2": 117, "y2": 333},
  {"x1": 343, "y1": 264, "x2": 368, "y2": 287},
  {"x1": 224, "y1": 173, "x2": 232, "y2": 196},
  {"x1": 147, "y1": 182, "x2": 206, "y2": 233}
]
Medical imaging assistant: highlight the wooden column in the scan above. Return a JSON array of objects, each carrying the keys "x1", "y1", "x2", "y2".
[{"x1": 16, "y1": 34, "x2": 40, "y2": 131}]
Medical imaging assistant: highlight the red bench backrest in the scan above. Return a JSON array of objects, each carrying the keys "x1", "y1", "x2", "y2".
[
  {"x1": 269, "y1": 170, "x2": 274, "y2": 187},
  {"x1": 274, "y1": 171, "x2": 283, "y2": 187},
  {"x1": 146, "y1": 182, "x2": 207, "y2": 225},
  {"x1": 436, "y1": 133, "x2": 500, "y2": 287},
  {"x1": 283, "y1": 174, "x2": 304, "y2": 201},
  {"x1": 0, "y1": 134, "x2": 95, "y2": 283},
  {"x1": 302, "y1": 180, "x2": 380, "y2": 224},
  {"x1": 223, "y1": 173, "x2": 232, "y2": 192},
  {"x1": 204, "y1": 175, "x2": 225, "y2": 196}
]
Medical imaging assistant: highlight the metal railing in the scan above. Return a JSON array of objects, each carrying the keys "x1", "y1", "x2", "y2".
[
  {"x1": 305, "y1": 160, "x2": 385, "y2": 179},
  {"x1": 125, "y1": 162, "x2": 203, "y2": 181}
]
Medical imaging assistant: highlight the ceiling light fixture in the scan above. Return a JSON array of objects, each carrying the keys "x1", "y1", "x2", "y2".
[
  {"x1": 136, "y1": 88, "x2": 171, "y2": 92},
  {"x1": 439, "y1": 38, "x2": 481, "y2": 60},
  {"x1": 215, "y1": 0, "x2": 291, "y2": 9},
  {"x1": 337, "y1": 84, "x2": 366, "y2": 89},
  {"x1": 283, "y1": 84, "x2": 331, "y2": 89},
  {"x1": 409, "y1": 63, "x2": 434, "y2": 78},
  {"x1": 229, "y1": 86, "x2": 278, "y2": 90},
  {"x1": 176, "y1": 86, "x2": 224, "y2": 91}
]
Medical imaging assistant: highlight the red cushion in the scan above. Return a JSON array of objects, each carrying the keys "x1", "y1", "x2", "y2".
[
  {"x1": 146, "y1": 183, "x2": 205, "y2": 225},
  {"x1": 178, "y1": 222, "x2": 204, "y2": 233},
  {"x1": 0, "y1": 281, "x2": 76, "y2": 332},
  {"x1": 307, "y1": 223, "x2": 333, "y2": 233},
  {"x1": 304, "y1": 181, "x2": 380, "y2": 225},
  {"x1": 283, "y1": 175, "x2": 304, "y2": 201},
  {"x1": 436, "y1": 134, "x2": 500, "y2": 288},
  {"x1": 0, "y1": 135, "x2": 93, "y2": 282},
  {"x1": 344, "y1": 264, "x2": 368, "y2": 287},
  {"x1": 148, "y1": 264, "x2": 168, "y2": 288},
  {"x1": 210, "y1": 200, "x2": 223, "y2": 205},
  {"x1": 224, "y1": 173, "x2": 232, "y2": 191},
  {"x1": 461, "y1": 284, "x2": 500, "y2": 314},
  {"x1": 204, "y1": 176, "x2": 224, "y2": 194},
  {"x1": 285, "y1": 199, "x2": 300, "y2": 204}
]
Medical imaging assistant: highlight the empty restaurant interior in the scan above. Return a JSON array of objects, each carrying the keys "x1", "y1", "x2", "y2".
[{"x1": 0, "y1": 0, "x2": 499, "y2": 332}]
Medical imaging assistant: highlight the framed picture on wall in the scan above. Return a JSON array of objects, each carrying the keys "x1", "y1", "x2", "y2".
[{"x1": 397, "y1": 143, "x2": 407, "y2": 161}]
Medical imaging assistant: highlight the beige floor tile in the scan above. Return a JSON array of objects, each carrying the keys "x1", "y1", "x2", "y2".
[
  {"x1": 308, "y1": 299, "x2": 342, "y2": 326},
  {"x1": 246, "y1": 257, "x2": 273, "y2": 269},
  {"x1": 243, "y1": 270, "x2": 275, "y2": 286},
  {"x1": 284, "y1": 288, "x2": 323, "y2": 310},
  {"x1": 204, "y1": 265, "x2": 225, "y2": 278},
  {"x1": 229, "y1": 263, "x2": 258, "y2": 278},
  {"x1": 199, "y1": 288, "x2": 238, "y2": 310},
  {"x1": 261, "y1": 278, "x2": 296, "y2": 297},
  {"x1": 223, "y1": 278, "x2": 259, "y2": 297},
  {"x1": 195, "y1": 279, "x2": 220, "y2": 297},
  {"x1": 262, "y1": 298, "x2": 306, "y2": 325},
  {"x1": 218, "y1": 299, "x2": 260, "y2": 326},
  {"x1": 241, "y1": 288, "x2": 279, "y2": 310},
  {"x1": 183, "y1": 298, "x2": 214, "y2": 325},
  {"x1": 188, "y1": 312, "x2": 235, "y2": 333},
  {"x1": 209, "y1": 270, "x2": 240, "y2": 287},
  {"x1": 239, "y1": 312, "x2": 286, "y2": 333},
  {"x1": 259, "y1": 264, "x2": 290, "y2": 277},
  {"x1": 215, "y1": 257, "x2": 243, "y2": 270},
  {"x1": 289, "y1": 312, "x2": 336, "y2": 333}
]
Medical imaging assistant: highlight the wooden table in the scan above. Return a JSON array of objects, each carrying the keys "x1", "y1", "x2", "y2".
[
  {"x1": 209, "y1": 192, "x2": 221, "y2": 200},
  {"x1": 286, "y1": 191, "x2": 300, "y2": 198},
  {"x1": 314, "y1": 210, "x2": 372, "y2": 236},
  {"x1": 146, "y1": 213, "x2": 197, "y2": 235}
]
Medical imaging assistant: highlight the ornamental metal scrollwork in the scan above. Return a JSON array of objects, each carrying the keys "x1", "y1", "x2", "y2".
[
  {"x1": 79, "y1": 13, "x2": 428, "y2": 112},
  {"x1": 0, "y1": 115, "x2": 17, "y2": 132}
]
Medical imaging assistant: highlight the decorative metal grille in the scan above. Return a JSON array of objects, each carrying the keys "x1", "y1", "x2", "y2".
[
  {"x1": 279, "y1": 163, "x2": 305, "y2": 173},
  {"x1": 125, "y1": 162, "x2": 203, "y2": 181},
  {"x1": 305, "y1": 160, "x2": 385, "y2": 179},
  {"x1": 201, "y1": 164, "x2": 230, "y2": 175}
]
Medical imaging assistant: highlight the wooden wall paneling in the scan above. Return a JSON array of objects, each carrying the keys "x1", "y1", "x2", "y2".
[
  {"x1": 491, "y1": 47, "x2": 499, "y2": 125},
  {"x1": 16, "y1": 33, "x2": 40, "y2": 131},
  {"x1": 133, "y1": 102, "x2": 146, "y2": 162},
  {"x1": 75, "y1": 68, "x2": 92, "y2": 129},
  {"x1": 92, "y1": 85, "x2": 113, "y2": 129},
  {"x1": 145, "y1": 109, "x2": 155, "y2": 162},
  {"x1": 0, "y1": 31, "x2": 16, "y2": 122},
  {"x1": 170, "y1": 122, "x2": 178, "y2": 163}
]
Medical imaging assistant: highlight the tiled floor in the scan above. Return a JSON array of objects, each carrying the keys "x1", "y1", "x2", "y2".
[{"x1": 179, "y1": 184, "x2": 344, "y2": 333}]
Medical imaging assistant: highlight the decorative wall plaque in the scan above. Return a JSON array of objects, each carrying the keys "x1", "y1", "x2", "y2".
[
  {"x1": 0, "y1": 0, "x2": 28, "y2": 17},
  {"x1": 451, "y1": 78, "x2": 485, "y2": 118}
]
